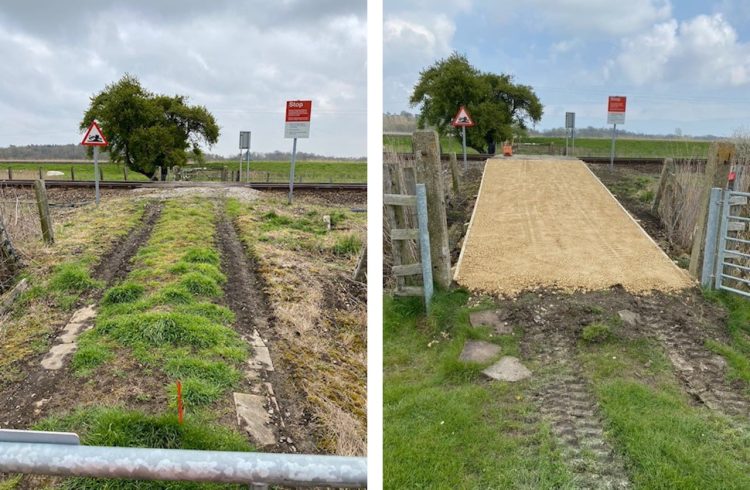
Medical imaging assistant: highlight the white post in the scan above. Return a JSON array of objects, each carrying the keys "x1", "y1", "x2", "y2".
[
  {"x1": 94, "y1": 146, "x2": 100, "y2": 206},
  {"x1": 238, "y1": 151, "x2": 243, "y2": 182},
  {"x1": 288, "y1": 138, "x2": 298, "y2": 204},
  {"x1": 572, "y1": 126, "x2": 576, "y2": 154},
  {"x1": 462, "y1": 126, "x2": 467, "y2": 171},
  {"x1": 609, "y1": 123, "x2": 617, "y2": 171}
]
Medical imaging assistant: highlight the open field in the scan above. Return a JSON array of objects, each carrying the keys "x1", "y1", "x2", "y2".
[
  {"x1": 1, "y1": 186, "x2": 366, "y2": 488},
  {"x1": 385, "y1": 161, "x2": 750, "y2": 489},
  {"x1": 383, "y1": 134, "x2": 479, "y2": 154},
  {"x1": 385, "y1": 133, "x2": 714, "y2": 158},
  {"x1": 520, "y1": 136, "x2": 712, "y2": 158},
  {"x1": 0, "y1": 161, "x2": 367, "y2": 184}
]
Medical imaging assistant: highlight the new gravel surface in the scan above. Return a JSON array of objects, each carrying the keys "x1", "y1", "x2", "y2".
[{"x1": 455, "y1": 158, "x2": 694, "y2": 295}]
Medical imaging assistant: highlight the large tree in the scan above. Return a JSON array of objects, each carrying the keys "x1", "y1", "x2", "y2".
[
  {"x1": 81, "y1": 74, "x2": 219, "y2": 178},
  {"x1": 410, "y1": 53, "x2": 543, "y2": 153}
]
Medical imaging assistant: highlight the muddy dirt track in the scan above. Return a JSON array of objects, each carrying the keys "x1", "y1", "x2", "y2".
[{"x1": 455, "y1": 158, "x2": 694, "y2": 295}]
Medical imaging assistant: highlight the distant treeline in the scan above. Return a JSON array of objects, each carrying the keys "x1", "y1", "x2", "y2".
[
  {"x1": 0, "y1": 144, "x2": 365, "y2": 162},
  {"x1": 384, "y1": 111, "x2": 720, "y2": 141}
]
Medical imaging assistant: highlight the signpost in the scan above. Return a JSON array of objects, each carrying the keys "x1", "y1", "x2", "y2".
[
  {"x1": 239, "y1": 131, "x2": 251, "y2": 182},
  {"x1": 80, "y1": 121, "x2": 108, "y2": 206},
  {"x1": 607, "y1": 96, "x2": 627, "y2": 170},
  {"x1": 284, "y1": 100, "x2": 312, "y2": 204},
  {"x1": 565, "y1": 112, "x2": 575, "y2": 156},
  {"x1": 451, "y1": 105, "x2": 475, "y2": 171}
]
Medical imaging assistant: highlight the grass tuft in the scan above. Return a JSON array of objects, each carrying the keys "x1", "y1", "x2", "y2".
[
  {"x1": 178, "y1": 272, "x2": 222, "y2": 297},
  {"x1": 97, "y1": 312, "x2": 236, "y2": 348},
  {"x1": 102, "y1": 282, "x2": 145, "y2": 305},
  {"x1": 182, "y1": 247, "x2": 220, "y2": 265},
  {"x1": 48, "y1": 263, "x2": 101, "y2": 294},
  {"x1": 331, "y1": 234, "x2": 362, "y2": 256},
  {"x1": 581, "y1": 323, "x2": 612, "y2": 343}
]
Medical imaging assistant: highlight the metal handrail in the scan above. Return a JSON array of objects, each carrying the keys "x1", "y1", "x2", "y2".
[{"x1": 0, "y1": 442, "x2": 367, "y2": 488}]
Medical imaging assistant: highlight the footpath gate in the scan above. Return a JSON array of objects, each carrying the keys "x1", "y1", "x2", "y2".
[{"x1": 702, "y1": 188, "x2": 750, "y2": 297}]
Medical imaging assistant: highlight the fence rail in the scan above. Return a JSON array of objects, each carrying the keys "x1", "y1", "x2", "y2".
[{"x1": 0, "y1": 434, "x2": 366, "y2": 488}]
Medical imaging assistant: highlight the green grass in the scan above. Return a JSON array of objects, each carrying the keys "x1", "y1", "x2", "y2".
[
  {"x1": 70, "y1": 197, "x2": 247, "y2": 429},
  {"x1": 0, "y1": 162, "x2": 150, "y2": 181},
  {"x1": 384, "y1": 134, "x2": 713, "y2": 158},
  {"x1": 519, "y1": 136, "x2": 711, "y2": 158},
  {"x1": 331, "y1": 234, "x2": 362, "y2": 256},
  {"x1": 580, "y1": 334, "x2": 750, "y2": 489},
  {"x1": 35, "y1": 406, "x2": 252, "y2": 489},
  {"x1": 383, "y1": 134, "x2": 479, "y2": 154},
  {"x1": 201, "y1": 160, "x2": 366, "y2": 183},
  {"x1": 704, "y1": 291, "x2": 750, "y2": 388},
  {"x1": 384, "y1": 291, "x2": 572, "y2": 488}
]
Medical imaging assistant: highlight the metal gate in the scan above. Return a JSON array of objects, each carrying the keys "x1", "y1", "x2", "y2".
[{"x1": 702, "y1": 188, "x2": 750, "y2": 298}]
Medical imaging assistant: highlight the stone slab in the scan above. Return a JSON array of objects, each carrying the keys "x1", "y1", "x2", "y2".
[
  {"x1": 469, "y1": 310, "x2": 513, "y2": 335},
  {"x1": 247, "y1": 345, "x2": 274, "y2": 372},
  {"x1": 41, "y1": 305, "x2": 96, "y2": 370},
  {"x1": 483, "y1": 356, "x2": 532, "y2": 382},
  {"x1": 459, "y1": 340, "x2": 501, "y2": 363},
  {"x1": 233, "y1": 392, "x2": 276, "y2": 446},
  {"x1": 617, "y1": 309, "x2": 640, "y2": 327}
]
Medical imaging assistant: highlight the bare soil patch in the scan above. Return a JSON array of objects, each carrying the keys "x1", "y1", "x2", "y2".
[{"x1": 215, "y1": 209, "x2": 317, "y2": 454}]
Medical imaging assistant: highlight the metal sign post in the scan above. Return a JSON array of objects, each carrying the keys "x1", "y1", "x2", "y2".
[
  {"x1": 606, "y1": 97, "x2": 626, "y2": 171},
  {"x1": 239, "y1": 131, "x2": 251, "y2": 183},
  {"x1": 80, "y1": 121, "x2": 108, "y2": 206},
  {"x1": 284, "y1": 101, "x2": 312, "y2": 204},
  {"x1": 565, "y1": 112, "x2": 575, "y2": 157},
  {"x1": 451, "y1": 105, "x2": 475, "y2": 171}
]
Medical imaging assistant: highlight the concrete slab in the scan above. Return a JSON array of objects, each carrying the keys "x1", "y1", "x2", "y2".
[
  {"x1": 41, "y1": 305, "x2": 96, "y2": 370},
  {"x1": 459, "y1": 340, "x2": 502, "y2": 363},
  {"x1": 469, "y1": 310, "x2": 513, "y2": 335},
  {"x1": 233, "y1": 392, "x2": 276, "y2": 447},
  {"x1": 483, "y1": 356, "x2": 532, "y2": 382},
  {"x1": 247, "y1": 345, "x2": 274, "y2": 372}
]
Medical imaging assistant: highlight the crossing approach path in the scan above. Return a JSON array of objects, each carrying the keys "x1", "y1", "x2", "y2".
[{"x1": 454, "y1": 157, "x2": 694, "y2": 296}]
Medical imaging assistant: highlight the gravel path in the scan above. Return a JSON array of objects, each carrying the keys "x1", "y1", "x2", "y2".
[{"x1": 454, "y1": 158, "x2": 694, "y2": 295}]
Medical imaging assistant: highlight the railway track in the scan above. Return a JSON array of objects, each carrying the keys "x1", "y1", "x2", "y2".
[{"x1": 0, "y1": 180, "x2": 366, "y2": 191}]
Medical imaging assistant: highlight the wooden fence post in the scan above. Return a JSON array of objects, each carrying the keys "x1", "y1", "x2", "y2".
[
  {"x1": 123, "y1": 167, "x2": 128, "y2": 181},
  {"x1": 689, "y1": 142, "x2": 735, "y2": 278},
  {"x1": 449, "y1": 152, "x2": 461, "y2": 195},
  {"x1": 38, "y1": 168, "x2": 43, "y2": 180},
  {"x1": 413, "y1": 129, "x2": 451, "y2": 289},
  {"x1": 155, "y1": 166, "x2": 162, "y2": 181},
  {"x1": 7, "y1": 168, "x2": 12, "y2": 180},
  {"x1": 352, "y1": 244, "x2": 367, "y2": 282},
  {"x1": 34, "y1": 180, "x2": 54, "y2": 244},
  {"x1": 70, "y1": 166, "x2": 75, "y2": 181},
  {"x1": 99, "y1": 166, "x2": 104, "y2": 182},
  {"x1": 221, "y1": 166, "x2": 228, "y2": 182},
  {"x1": 0, "y1": 220, "x2": 23, "y2": 274},
  {"x1": 651, "y1": 158, "x2": 674, "y2": 214}
]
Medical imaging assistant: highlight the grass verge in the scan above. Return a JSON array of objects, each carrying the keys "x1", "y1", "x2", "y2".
[
  {"x1": 0, "y1": 197, "x2": 146, "y2": 384},
  {"x1": 579, "y1": 330, "x2": 750, "y2": 489},
  {"x1": 228, "y1": 195, "x2": 366, "y2": 455},
  {"x1": 704, "y1": 290, "x2": 750, "y2": 390},
  {"x1": 384, "y1": 291, "x2": 572, "y2": 488}
]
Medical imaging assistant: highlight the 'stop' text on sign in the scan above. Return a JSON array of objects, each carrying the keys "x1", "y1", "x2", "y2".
[
  {"x1": 608, "y1": 96, "x2": 627, "y2": 113},
  {"x1": 285, "y1": 100, "x2": 312, "y2": 122},
  {"x1": 607, "y1": 96, "x2": 627, "y2": 125}
]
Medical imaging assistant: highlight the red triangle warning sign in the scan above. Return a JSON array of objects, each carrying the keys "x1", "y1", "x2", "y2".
[
  {"x1": 451, "y1": 106, "x2": 475, "y2": 127},
  {"x1": 81, "y1": 121, "x2": 108, "y2": 146}
]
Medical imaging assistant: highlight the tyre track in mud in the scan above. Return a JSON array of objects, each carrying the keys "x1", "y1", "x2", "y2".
[
  {"x1": 635, "y1": 306, "x2": 750, "y2": 418},
  {"x1": 0, "y1": 201, "x2": 162, "y2": 429},
  {"x1": 215, "y1": 206, "x2": 317, "y2": 454},
  {"x1": 517, "y1": 302, "x2": 631, "y2": 489}
]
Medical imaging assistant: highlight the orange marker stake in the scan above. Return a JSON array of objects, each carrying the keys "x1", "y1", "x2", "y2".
[{"x1": 177, "y1": 380, "x2": 184, "y2": 425}]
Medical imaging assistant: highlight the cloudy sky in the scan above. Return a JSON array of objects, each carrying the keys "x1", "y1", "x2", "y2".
[
  {"x1": 0, "y1": 1, "x2": 366, "y2": 157},
  {"x1": 385, "y1": 0, "x2": 750, "y2": 137}
]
